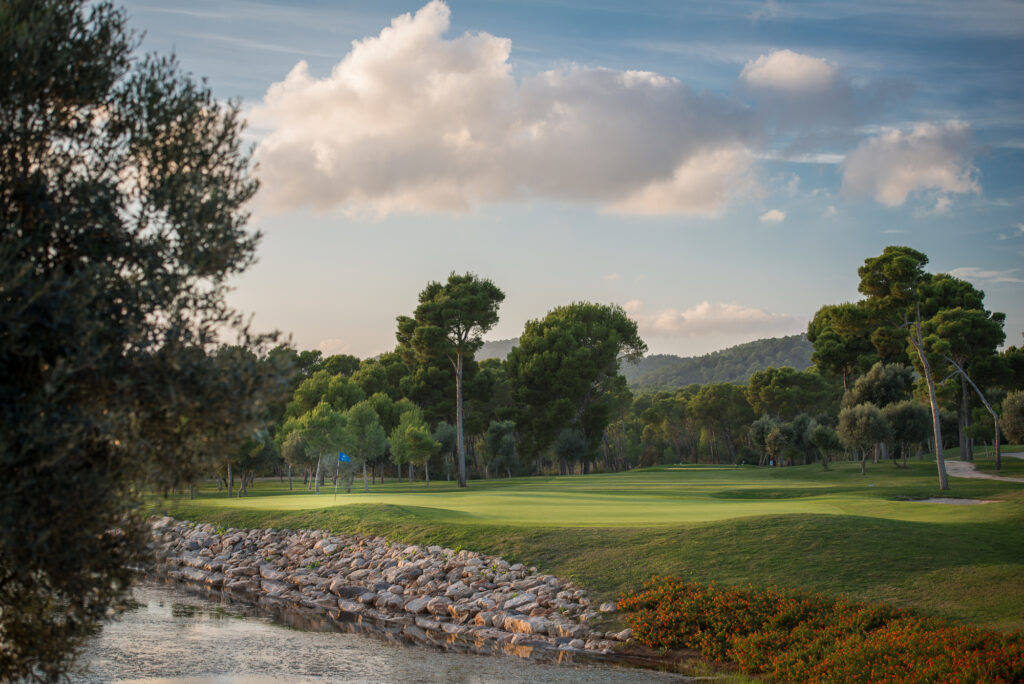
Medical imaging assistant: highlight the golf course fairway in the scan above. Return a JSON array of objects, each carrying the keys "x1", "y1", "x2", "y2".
[{"x1": 152, "y1": 458, "x2": 1024, "y2": 632}]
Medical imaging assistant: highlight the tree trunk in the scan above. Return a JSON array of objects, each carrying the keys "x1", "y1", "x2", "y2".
[
  {"x1": 313, "y1": 455, "x2": 322, "y2": 495},
  {"x1": 860, "y1": 448, "x2": 867, "y2": 475},
  {"x1": 239, "y1": 472, "x2": 247, "y2": 497},
  {"x1": 455, "y1": 352, "x2": 467, "y2": 488},
  {"x1": 362, "y1": 462, "x2": 369, "y2": 493},
  {"x1": 288, "y1": 464, "x2": 292, "y2": 491},
  {"x1": 424, "y1": 459, "x2": 430, "y2": 486},
  {"x1": 189, "y1": 483, "x2": 195, "y2": 499},
  {"x1": 909, "y1": 312, "x2": 948, "y2": 490},
  {"x1": 227, "y1": 460, "x2": 234, "y2": 498},
  {"x1": 961, "y1": 376, "x2": 973, "y2": 461},
  {"x1": 558, "y1": 457, "x2": 568, "y2": 476},
  {"x1": 409, "y1": 462, "x2": 414, "y2": 484}
]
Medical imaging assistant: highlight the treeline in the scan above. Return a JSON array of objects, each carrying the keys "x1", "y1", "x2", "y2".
[
  {"x1": 216, "y1": 248, "x2": 1024, "y2": 495},
  {"x1": 621, "y1": 334, "x2": 814, "y2": 390}
]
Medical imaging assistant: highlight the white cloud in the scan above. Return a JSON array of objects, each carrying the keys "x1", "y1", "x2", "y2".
[
  {"x1": 841, "y1": 122, "x2": 980, "y2": 207},
  {"x1": 759, "y1": 208, "x2": 786, "y2": 223},
  {"x1": 948, "y1": 267, "x2": 1024, "y2": 284},
  {"x1": 739, "y1": 49, "x2": 839, "y2": 93},
  {"x1": 603, "y1": 272, "x2": 621, "y2": 281},
  {"x1": 622, "y1": 299, "x2": 644, "y2": 313},
  {"x1": 317, "y1": 338, "x2": 354, "y2": 355},
  {"x1": 251, "y1": 1, "x2": 754, "y2": 217},
  {"x1": 604, "y1": 147, "x2": 754, "y2": 216},
  {"x1": 625, "y1": 300, "x2": 797, "y2": 338},
  {"x1": 824, "y1": 205, "x2": 837, "y2": 218}
]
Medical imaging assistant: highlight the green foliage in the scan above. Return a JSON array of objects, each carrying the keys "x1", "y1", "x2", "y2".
[
  {"x1": 507, "y1": 302, "x2": 646, "y2": 459},
  {"x1": 807, "y1": 304, "x2": 878, "y2": 389},
  {"x1": 624, "y1": 334, "x2": 813, "y2": 390},
  {"x1": 1003, "y1": 391, "x2": 1024, "y2": 444},
  {"x1": 838, "y1": 403, "x2": 892, "y2": 467},
  {"x1": 396, "y1": 272, "x2": 505, "y2": 487},
  {"x1": 0, "y1": 0, "x2": 285, "y2": 678},
  {"x1": 746, "y1": 367, "x2": 835, "y2": 421},
  {"x1": 883, "y1": 400, "x2": 931, "y2": 463},
  {"x1": 842, "y1": 361, "x2": 915, "y2": 409}
]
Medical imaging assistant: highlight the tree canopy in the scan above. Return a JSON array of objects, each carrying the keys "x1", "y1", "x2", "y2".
[{"x1": 0, "y1": 0, "x2": 286, "y2": 678}]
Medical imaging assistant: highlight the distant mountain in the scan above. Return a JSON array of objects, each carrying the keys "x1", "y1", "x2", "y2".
[
  {"x1": 478, "y1": 333, "x2": 814, "y2": 390},
  {"x1": 478, "y1": 337, "x2": 519, "y2": 361},
  {"x1": 622, "y1": 334, "x2": 814, "y2": 391}
]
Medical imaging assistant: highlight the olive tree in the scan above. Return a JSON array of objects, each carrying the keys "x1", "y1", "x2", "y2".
[{"x1": 1, "y1": 1, "x2": 287, "y2": 679}]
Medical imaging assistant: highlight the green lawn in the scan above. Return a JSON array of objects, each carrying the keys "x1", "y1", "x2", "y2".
[{"x1": 150, "y1": 457, "x2": 1024, "y2": 632}]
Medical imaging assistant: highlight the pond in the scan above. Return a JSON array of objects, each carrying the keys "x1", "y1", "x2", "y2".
[{"x1": 71, "y1": 580, "x2": 694, "y2": 683}]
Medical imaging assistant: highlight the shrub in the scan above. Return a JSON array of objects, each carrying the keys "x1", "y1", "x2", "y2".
[{"x1": 618, "y1": 577, "x2": 1024, "y2": 683}]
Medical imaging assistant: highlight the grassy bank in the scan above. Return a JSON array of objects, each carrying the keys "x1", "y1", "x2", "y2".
[{"x1": 149, "y1": 457, "x2": 1024, "y2": 632}]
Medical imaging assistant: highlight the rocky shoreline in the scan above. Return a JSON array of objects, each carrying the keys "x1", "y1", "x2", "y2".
[{"x1": 148, "y1": 517, "x2": 634, "y2": 662}]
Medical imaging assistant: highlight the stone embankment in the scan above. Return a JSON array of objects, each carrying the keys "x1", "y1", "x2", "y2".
[{"x1": 148, "y1": 517, "x2": 631, "y2": 658}]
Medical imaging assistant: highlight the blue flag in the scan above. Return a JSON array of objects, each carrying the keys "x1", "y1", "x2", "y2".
[{"x1": 338, "y1": 451, "x2": 350, "y2": 463}]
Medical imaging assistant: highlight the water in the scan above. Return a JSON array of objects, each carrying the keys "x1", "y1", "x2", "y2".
[{"x1": 71, "y1": 580, "x2": 692, "y2": 683}]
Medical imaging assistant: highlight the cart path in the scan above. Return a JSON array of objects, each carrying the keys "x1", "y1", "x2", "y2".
[{"x1": 945, "y1": 452, "x2": 1024, "y2": 483}]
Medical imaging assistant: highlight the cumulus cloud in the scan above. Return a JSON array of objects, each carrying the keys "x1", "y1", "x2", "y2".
[
  {"x1": 824, "y1": 205, "x2": 837, "y2": 217},
  {"x1": 948, "y1": 267, "x2": 1024, "y2": 284},
  {"x1": 317, "y1": 338, "x2": 354, "y2": 355},
  {"x1": 841, "y1": 122, "x2": 979, "y2": 207},
  {"x1": 624, "y1": 300, "x2": 797, "y2": 338},
  {"x1": 250, "y1": 1, "x2": 755, "y2": 216},
  {"x1": 740, "y1": 49, "x2": 839, "y2": 93},
  {"x1": 759, "y1": 209, "x2": 786, "y2": 223}
]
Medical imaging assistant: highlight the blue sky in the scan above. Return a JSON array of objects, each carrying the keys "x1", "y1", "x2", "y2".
[{"x1": 121, "y1": 0, "x2": 1024, "y2": 358}]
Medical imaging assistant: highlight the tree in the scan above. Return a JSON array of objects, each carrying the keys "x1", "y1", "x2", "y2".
[
  {"x1": 506, "y1": 302, "x2": 646, "y2": 470},
  {"x1": 842, "y1": 362, "x2": 915, "y2": 409},
  {"x1": 0, "y1": 1, "x2": 289, "y2": 678},
  {"x1": 396, "y1": 273, "x2": 504, "y2": 488},
  {"x1": 923, "y1": 306, "x2": 1005, "y2": 461},
  {"x1": 1003, "y1": 391, "x2": 1024, "y2": 444},
  {"x1": 838, "y1": 403, "x2": 893, "y2": 475},
  {"x1": 857, "y1": 246, "x2": 948, "y2": 489},
  {"x1": 807, "y1": 423, "x2": 841, "y2": 470},
  {"x1": 433, "y1": 421, "x2": 457, "y2": 481},
  {"x1": 342, "y1": 400, "x2": 387, "y2": 493},
  {"x1": 484, "y1": 420, "x2": 518, "y2": 478},
  {"x1": 882, "y1": 400, "x2": 931, "y2": 467},
  {"x1": 689, "y1": 383, "x2": 754, "y2": 463},
  {"x1": 807, "y1": 303, "x2": 878, "y2": 390},
  {"x1": 390, "y1": 407, "x2": 430, "y2": 483},
  {"x1": 746, "y1": 367, "x2": 835, "y2": 422}
]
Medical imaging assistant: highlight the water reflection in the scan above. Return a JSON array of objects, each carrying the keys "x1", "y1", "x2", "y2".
[{"x1": 72, "y1": 581, "x2": 691, "y2": 683}]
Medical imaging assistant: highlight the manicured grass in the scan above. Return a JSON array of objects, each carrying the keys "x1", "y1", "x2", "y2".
[{"x1": 149, "y1": 459, "x2": 1024, "y2": 631}]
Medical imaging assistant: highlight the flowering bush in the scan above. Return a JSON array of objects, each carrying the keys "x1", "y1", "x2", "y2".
[{"x1": 618, "y1": 577, "x2": 1024, "y2": 683}]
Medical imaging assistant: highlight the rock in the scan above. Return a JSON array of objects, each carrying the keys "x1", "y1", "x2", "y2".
[
  {"x1": 225, "y1": 566, "x2": 258, "y2": 579},
  {"x1": 502, "y1": 615, "x2": 551, "y2": 636},
  {"x1": 445, "y1": 581, "x2": 472, "y2": 600},
  {"x1": 260, "y1": 565, "x2": 286, "y2": 581},
  {"x1": 415, "y1": 616, "x2": 441, "y2": 631},
  {"x1": 474, "y1": 611, "x2": 497, "y2": 626},
  {"x1": 426, "y1": 596, "x2": 452, "y2": 616},
  {"x1": 329, "y1": 578, "x2": 365, "y2": 599},
  {"x1": 337, "y1": 599, "x2": 364, "y2": 614},
  {"x1": 599, "y1": 602, "x2": 617, "y2": 613},
  {"x1": 181, "y1": 566, "x2": 208, "y2": 583},
  {"x1": 569, "y1": 638, "x2": 585, "y2": 649},
  {"x1": 388, "y1": 584, "x2": 405, "y2": 595},
  {"x1": 502, "y1": 593, "x2": 535, "y2": 611},
  {"x1": 552, "y1": 622, "x2": 586, "y2": 639},
  {"x1": 262, "y1": 580, "x2": 292, "y2": 596},
  {"x1": 404, "y1": 596, "x2": 432, "y2": 614},
  {"x1": 612, "y1": 628, "x2": 632, "y2": 641}
]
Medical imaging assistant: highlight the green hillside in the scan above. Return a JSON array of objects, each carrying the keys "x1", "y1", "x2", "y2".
[{"x1": 622, "y1": 334, "x2": 814, "y2": 390}]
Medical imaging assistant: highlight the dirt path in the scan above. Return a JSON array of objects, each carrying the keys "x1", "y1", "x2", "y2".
[{"x1": 945, "y1": 452, "x2": 1024, "y2": 483}]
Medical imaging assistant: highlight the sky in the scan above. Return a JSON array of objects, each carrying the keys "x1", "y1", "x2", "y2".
[{"x1": 119, "y1": 0, "x2": 1024, "y2": 359}]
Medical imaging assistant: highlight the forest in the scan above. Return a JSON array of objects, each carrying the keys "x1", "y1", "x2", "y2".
[{"x1": 218, "y1": 248, "x2": 1024, "y2": 498}]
